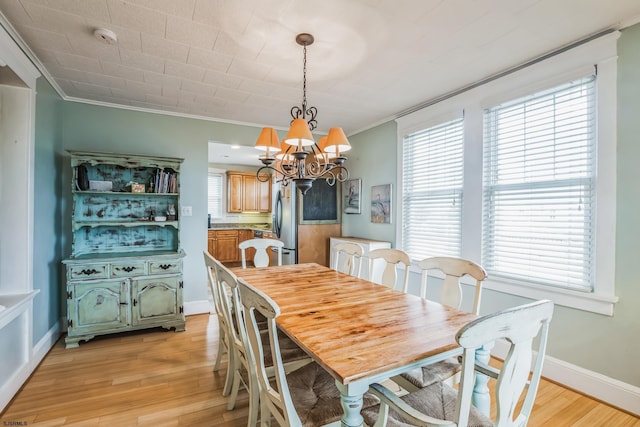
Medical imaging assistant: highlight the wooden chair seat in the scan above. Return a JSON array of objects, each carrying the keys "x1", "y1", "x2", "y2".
[
  {"x1": 282, "y1": 362, "x2": 380, "y2": 427},
  {"x1": 362, "y1": 381, "x2": 491, "y2": 427},
  {"x1": 398, "y1": 357, "x2": 462, "y2": 389}
]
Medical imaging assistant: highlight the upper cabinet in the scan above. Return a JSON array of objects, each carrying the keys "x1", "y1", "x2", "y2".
[
  {"x1": 68, "y1": 151, "x2": 182, "y2": 256},
  {"x1": 227, "y1": 171, "x2": 271, "y2": 213}
]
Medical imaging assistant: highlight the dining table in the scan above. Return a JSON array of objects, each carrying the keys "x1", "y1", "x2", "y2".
[{"x1": 232, "y1": 262, "x2": 485, "y2": 427}]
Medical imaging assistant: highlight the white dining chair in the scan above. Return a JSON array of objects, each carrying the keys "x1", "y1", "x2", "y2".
[
  {"x1": 368, "y1": 248, "x2": 411, "y2": 292},
  {"x1": 202, "y1": 251, "x2": 233, "y2": 396},
  {"x1": 396, "y1": 256, "x2": 489, "y2": 390},
  {"x1": 211, "y1": 256, "x2": 311, "y2": 427},
  {"x1": 331, "y1": 241, "x2": 364, "y2": 277},
  {"x1": 239, "y1": 238, "x2": 284, "y2": 268},
  {"x1": 364, "y1": 299, "x2": 554, "y2": 427},
  {"x1": 417, "y1": 256, "x2": 487, "y2": 314},
  {"x1": 237, "y1": 278, "x2": 380, "y2": 426}
]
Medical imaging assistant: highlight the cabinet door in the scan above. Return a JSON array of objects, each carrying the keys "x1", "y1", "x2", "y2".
[
  {"x1": 216, "y1": 231, "x2": 239, "y2": 263},
  {"x1": 68, "y1": 280, "x2": 129, "y2": 335},
  {"x1": 257, "y1": 175, "x2": 272, "y2": 212},
  {"x1": 208, "y1": 230, "x2": 216, "y2": 257},
  {"x1": 242, "y1": 175, "x2": 258, "y2": 211},
  {"x1": 132, "y1": 276, "x2": 182, "y2": 326},
  {"x1": 239, "y1": 229, "x2": 256, "y2": 263},
  {"x1": 228, "y1": 174, "x2": 243, "y2": 213}
]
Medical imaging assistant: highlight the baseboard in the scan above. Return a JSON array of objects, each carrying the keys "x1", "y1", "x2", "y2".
[
  {"x1": 32, "y1": 320, "x2": 61, "y2": 365},
  {"x1": 184, "y1": 299, "x2": 211, "y2": 316},
  {"x1": 492, "y1": 340, "x2": 640, "y2": 416},
  {"x1": 1, "y1": 320, "x2": 61, "y2": 413}
]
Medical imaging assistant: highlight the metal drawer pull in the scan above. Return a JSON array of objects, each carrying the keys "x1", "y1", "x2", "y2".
[
  {"x1": 79, "y1": 268, "x2": 100, "y2": 275},
  {"x1": 122, "y1": 266, "x2": 137, "y2": 272},
  {"x1": 158, "y1": 264, "x2": 173, "y2": 270}
]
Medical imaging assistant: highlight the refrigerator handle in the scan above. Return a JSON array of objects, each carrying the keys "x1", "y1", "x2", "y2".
[{"x1": 275, "y1": 192, "x2": 283, "y2": 238}]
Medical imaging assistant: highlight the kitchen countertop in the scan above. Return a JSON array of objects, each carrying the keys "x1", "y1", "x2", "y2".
[{"x1": 209, "y1": 223, "x2": 272, "y2": 231}]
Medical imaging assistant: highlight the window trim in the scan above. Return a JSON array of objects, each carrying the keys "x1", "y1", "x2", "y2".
[
  {"x1": 396, "y1": 31, "x2": 619, "y2": 315},
  {"x1": 207, "y1": 169, "x2": 224, "y2": 220}
]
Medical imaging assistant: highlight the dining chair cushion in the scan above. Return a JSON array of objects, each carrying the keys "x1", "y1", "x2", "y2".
[
  {"x1": 260, "y1": 328, "x2": 310, "y2": 367},
  {"x1": 230, "y1": 312, "x2": 310, "y2": 367},
  {"x1": 399, "y1": 358, "x2": 461, "y2": 389},
  {"x1": 284, "y1": 362, "x2": 380, "y2": 427},
  {"x1": 361, "y1": 381, "x2": 491, "y2": 427}
]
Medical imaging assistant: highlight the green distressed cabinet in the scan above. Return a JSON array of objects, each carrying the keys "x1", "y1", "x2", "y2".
[{"x1": 62, "y1": 151, "x2": 185, "y2": 348}]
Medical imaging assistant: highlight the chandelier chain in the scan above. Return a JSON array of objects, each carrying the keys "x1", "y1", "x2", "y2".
[{"x1": 302, "y1": 43, "x2": 307, "y2": 113}]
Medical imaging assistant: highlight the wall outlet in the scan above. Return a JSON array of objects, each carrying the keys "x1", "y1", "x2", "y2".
[{"x1": 181, "y1": 206, "x2": 192, "y2": 217}]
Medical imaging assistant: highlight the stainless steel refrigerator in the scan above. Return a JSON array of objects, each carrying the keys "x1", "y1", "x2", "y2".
[{"x1": 272, "y1": 182, "x2": 298, "y2": 265}]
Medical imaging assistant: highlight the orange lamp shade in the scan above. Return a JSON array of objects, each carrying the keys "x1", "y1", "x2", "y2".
[
  {"x1": 316, "y1": 136, "x2": 336, "y2": 158},
  {"x1": 324, "y1": 127, "x2": 351, "y2": 155},
  {"x1": 283, "y1": 118, "x2": 315, "y2": 147},
  {"x1": 255, "y1": 127, "x2": 281, "y2": 156}
]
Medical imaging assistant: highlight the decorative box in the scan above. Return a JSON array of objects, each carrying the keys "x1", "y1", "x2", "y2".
[{"x1": 131, "y1": 183, "x2": 145, "y2": 193}]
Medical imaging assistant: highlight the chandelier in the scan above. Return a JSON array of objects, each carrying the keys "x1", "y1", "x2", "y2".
[{"x1": 254, "y1": 33, "x2": 350, "y2": 195}]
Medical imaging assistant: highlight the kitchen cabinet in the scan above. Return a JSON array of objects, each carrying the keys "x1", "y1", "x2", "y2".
[
  {"x1": 208, "y1": 228, "x2": 256, "y2": 264},
  {"x1": 62, "y1": 151, "x2": 185, "y2": 348},
  {"x1": 227, "y1": 171, "x2": 272, "y2": 213},
  {"x1": 214, "y1": 229, "x2": 239, "y2": 263},
  {"x1": 208, "y1": 230, "x2": 216, "y2": 256}
]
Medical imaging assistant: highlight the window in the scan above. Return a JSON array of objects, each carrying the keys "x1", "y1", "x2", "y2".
[
  {"x1": 483, "y1": 76, "x2": 596, "y2": 291},
  {"x1": 402, "y1": 117, "x2": 464, "y2": 260},
  {"x1": 396, "y1": 32, "x2": 618, "y2": 314},
  {"x1": 208, "y1": 173, "x2": 223, "y2": 218}
]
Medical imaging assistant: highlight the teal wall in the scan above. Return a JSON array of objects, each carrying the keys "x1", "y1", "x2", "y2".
[
  {"x1": 341, "y1": 121, "x2": 397, "y2": 245},
  {"x1": 31, "y1": 22, "x2": 640, "y2": 388},
  {"x1": 33, "y1": 78, "x2": 63, "y2": 344},
  {"x1": 342, "y1": 24, "x2": 640, "y2": 388}
]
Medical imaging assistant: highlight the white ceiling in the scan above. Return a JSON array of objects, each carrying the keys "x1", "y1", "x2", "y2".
[
  {"x1": 1, "y1": 0, "x2": 640, "y2": 143},
  {"x1": 208, "y1": 141, "x2": 261, "y2": 166}
]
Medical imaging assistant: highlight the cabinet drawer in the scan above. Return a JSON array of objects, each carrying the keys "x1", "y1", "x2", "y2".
[
  {"x1": 149, "y1": 260, "x2": 182, "y2": 275},
  {"x1": 215, "y1": 229, "x2": 238, "y2": 237},
  {"x1": 111, "y1": 261, "x2": 146, "y2": 278},
  {"x1": 68, "y1": 263, "x2": 109, "y2": 280}
]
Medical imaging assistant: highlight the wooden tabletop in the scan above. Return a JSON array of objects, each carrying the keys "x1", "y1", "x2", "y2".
[{"x1": 233, "y1": 263, "x2": 478, "y2": 385}]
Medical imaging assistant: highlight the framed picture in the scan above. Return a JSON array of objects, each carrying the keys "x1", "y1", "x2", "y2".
[
  {"x1": 342, "y1": 178, "x2": 361, "y2": 214},
  {"x1": 371, "y1": 184, "x2": 392, "y2": 224},
  {"x1": 299, "y1": 178, "x2": 340, "y2": 224}
]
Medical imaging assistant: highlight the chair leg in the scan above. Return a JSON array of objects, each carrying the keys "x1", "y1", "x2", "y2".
[
  {"x1": 226, "y1": 368, "x2": 242, "y2": 410},
  {"x1": 222, "y1": 346, "x2": 235, "y2": 397},
  {"x1": 214, "y1": 327, "x2": 226, "y2": 372},
  {"x1": 260, "y1": 397, "x2": 271, "y2": 427},
  {"x1": 247, "y1": 375, "x2": 260, "y2": 427}
]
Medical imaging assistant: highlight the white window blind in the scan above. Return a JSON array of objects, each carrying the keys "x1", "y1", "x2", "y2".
[
  {"x1": 482, "y1": 75, "x2": 596, "y2": 291},
  {"x1": 402, "y1": 117, "x2": 464, "y2": 260},
  {"x1": 208, "y1": 173, "x2": 223, "y2": 218}
]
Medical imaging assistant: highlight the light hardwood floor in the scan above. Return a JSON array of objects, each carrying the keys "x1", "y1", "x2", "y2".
[{"x1": 1, "y1": 314, "x2": 638, "y2": 426}]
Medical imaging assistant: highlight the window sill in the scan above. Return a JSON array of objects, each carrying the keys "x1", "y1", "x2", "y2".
[{"x1": 482, "y1": 277, "x2": 618, "y2": 316}]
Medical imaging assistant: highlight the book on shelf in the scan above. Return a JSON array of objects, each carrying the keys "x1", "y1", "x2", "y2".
[{"x1": 154, "y1": 168, "x2": 177, "y2": 193}]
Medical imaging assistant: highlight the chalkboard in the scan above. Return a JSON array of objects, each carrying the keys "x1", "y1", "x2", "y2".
[{"x1": 299, "y1": 179, "x2": 339, "y2": 223}]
